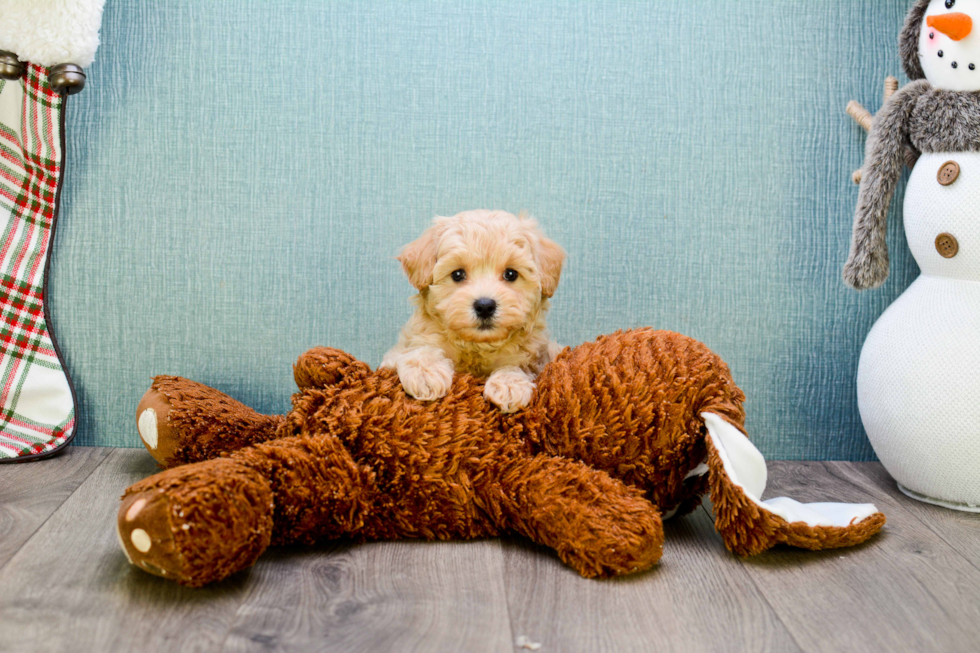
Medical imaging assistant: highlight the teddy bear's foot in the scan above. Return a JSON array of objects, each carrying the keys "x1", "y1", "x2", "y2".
[
  {"x1": 117, "y1": 488, "x2": 184, "y2": 580},
  {"x1": 117, "y1": 458, "x2": 275, "y2": 586},
  {"x1": 136, "y1": 376, "x2": 285, "y2": 467}
]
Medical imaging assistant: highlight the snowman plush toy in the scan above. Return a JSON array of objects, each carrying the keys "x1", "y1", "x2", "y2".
[{"x1": 846, "y1": 0, "x2": 980, "y2": 510}]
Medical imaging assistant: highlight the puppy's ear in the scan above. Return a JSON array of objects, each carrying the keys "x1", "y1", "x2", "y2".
[
  {"x1": 398, "y1": 222, "x2": 442, "y2": 290},
  {"x1": 536, "y1": 235, "x2": 566, "y2": 298}
]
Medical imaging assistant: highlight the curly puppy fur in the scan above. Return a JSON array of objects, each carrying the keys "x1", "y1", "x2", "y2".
[
  {"x1": 382, "y1": 210, "x2": 565, "y2": 413},
  {"x1": 845, "y1": 0, "x2": 980, "y2": 290}
]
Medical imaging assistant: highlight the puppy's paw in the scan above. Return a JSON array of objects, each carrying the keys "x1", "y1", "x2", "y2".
[
  {"x1": 396, "y1": 347, "x2": 454, "y2": 401},
  {"x1": 484, "y1": 367, "x2": 535, "y2": 413}
]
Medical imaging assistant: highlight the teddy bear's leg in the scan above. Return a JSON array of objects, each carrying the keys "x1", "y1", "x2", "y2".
[
  {"x1": 136, "y1": 376, "x2": 285, "y2": 467},
  {"x1": 488, "y1": 454, "x2": 664, "y2": 578},
  {"x1": 118, "y1": 434, "x2": 378, "y2": 586},
  {"x1": 230, "y1": 435, "x2": 377, "y2": 544},
  {"x1": 118, "y1": 458, "x2": 275, "y2": 587}
]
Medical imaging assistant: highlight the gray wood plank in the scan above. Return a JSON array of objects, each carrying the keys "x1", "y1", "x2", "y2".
[
  {"x1": 222, "y1": 540, "x2": 513, "y2": 653},
  {"x1": 847, "y1": 462, "x2": 980, "y2": 572},
  {"x1": 0, "y1": 448, "x2": 514, "y2": 653},
  {"x1": 731, "y1": 461, "x2": 980, "y2": 653},
  {"x1": 5, "y1": 454, "x2": 980, "y2": 653},
  {"x1": 502, "y1": 506, "x2": 801, "y2": 653},
  {"x1": 0, "y1": 446, "x2": 111, "y2": 570},
  {"x1": 0, "y1": 449, "x2": 250, "y2": 653}
]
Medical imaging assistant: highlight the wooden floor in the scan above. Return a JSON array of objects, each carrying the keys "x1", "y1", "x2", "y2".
[{"x1": 1, "y1": 449, "x2": 979, "y2": 652}]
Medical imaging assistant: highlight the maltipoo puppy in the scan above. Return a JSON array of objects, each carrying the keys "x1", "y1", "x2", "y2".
[{"x1": 381, "y1": 209, "x2": 566, "y2": 413}]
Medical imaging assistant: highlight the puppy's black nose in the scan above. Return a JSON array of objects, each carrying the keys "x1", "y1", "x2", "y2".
[{"x1": 473, "y1": 298, "x2": 497, "y2": 319}]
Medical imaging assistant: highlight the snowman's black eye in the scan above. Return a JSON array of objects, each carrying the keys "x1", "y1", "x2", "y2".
[
  {"x1": 451, "y1": 269, "x2": 466, "y2": 282},
  {"x1": 503, "y1": 269, "x2": 519, "y2": 282},
  {"x1": 947, "y1": 0, "x2": 956, "y2": 9}
]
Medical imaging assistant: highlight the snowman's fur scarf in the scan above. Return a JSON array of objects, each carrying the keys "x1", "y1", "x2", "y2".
[
  {"x1": 845, "y1": 54, "x2": 980, "y2": 288},
  {"x1": 0, "y1": 0, "x2": 105, "y2": 68}
]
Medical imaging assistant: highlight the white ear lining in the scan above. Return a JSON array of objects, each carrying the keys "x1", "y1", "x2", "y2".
[{"x1": 701, "y1": 413, "x2": 879, "y2": 528}]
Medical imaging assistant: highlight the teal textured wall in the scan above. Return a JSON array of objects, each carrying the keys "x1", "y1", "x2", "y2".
[{"x1": 54, "y1": 0, "x2": 918, "y2": 458}]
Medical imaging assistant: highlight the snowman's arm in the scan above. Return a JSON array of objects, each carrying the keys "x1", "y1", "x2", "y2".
[{"x1": 844, "y1": 80, "x2": 931, "y2": 291}]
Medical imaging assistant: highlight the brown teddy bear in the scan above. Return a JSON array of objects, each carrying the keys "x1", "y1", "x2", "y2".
[{"x1": 117, "y1": 329, "x2": 885, "y2": 587}]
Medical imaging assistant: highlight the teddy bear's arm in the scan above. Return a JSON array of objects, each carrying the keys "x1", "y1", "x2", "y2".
[
  {"x1": 294, "y1": 347, "x2": 372, "y2": 390},
  {"x1": 136, "y1": 376, "x2": 285, "y2": 467},
  {"x1": 844, "y1": 79, "x2": 930, "y2": 290},
  {"x1": 485, "y1": 453, "x2": 664, "y2": 578}
]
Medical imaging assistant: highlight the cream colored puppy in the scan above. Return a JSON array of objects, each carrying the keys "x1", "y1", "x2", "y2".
[{"x1": 382, "y1": 210, "x2": 565, "y2": 413}]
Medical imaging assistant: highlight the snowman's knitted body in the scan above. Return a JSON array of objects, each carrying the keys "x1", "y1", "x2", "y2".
[{"x1": 847, "y1": 0, "x2": 980, "y2": 509}]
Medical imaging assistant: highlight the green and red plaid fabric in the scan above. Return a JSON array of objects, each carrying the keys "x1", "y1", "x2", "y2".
[{"x1": 0, "y1": 64, "x2": 75, "y2": 460}]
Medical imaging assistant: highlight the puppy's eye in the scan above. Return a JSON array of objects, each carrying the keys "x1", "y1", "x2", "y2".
[
  {"x1": 503, "y1": 269, "x2": 519, "y2": 282},
  {"x1": 451, "y1": 269, "x2": 467, "y2": 283}
]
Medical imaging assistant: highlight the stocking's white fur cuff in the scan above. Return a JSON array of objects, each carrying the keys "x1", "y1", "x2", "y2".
[{"x1": 0, "y1": 0, "x2": 105, "y2": 68}]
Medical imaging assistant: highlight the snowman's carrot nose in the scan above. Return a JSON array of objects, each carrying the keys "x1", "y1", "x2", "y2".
[{"x1": 927, "y1": 13, "x2": 973, "y2": 41}]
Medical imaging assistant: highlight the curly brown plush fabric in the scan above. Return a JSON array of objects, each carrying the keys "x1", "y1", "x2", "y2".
[
  {"x1": 521, "y1": 330, "x2": 745, "y2": 517},
  {"x1": 119, "y1": 329, "x2": 883, "y2": 587}
]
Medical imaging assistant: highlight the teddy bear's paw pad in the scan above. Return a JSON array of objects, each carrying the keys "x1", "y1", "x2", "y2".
[
  {"x1": 397, "y1": 349, "x2": 454, "y2": 401},
  {"x1": 136, "y1": 388, "x2": 178, "y2": 465},
  {"x1": 483, "y1": 368, "x2": 535, "y2": 413},
  {"x1": 137, "y1": 408, "x2": 158, "y2": 450},
  {"x1": 117, "y1": 489, "x2": 184, "y2": 580}
]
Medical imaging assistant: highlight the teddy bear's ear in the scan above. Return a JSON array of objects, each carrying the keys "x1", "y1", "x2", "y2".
[
  {"x1": 398, "y1": 221, "x2": 444, "y2": 290},
  {"x1": 294, "y1": 347, "x2": 370, "y2": 390},
  {"x1": 536, "y1": 235, "x2": 566, "y2": 299},
  {"x1": 701, "y1": 412, "x2": 885, "y2": 556}
]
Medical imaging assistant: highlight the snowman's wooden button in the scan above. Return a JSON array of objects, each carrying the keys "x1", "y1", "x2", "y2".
[
  {"x1": 936, "y1": 233, "x2": 959, "y2": 258},
  {"x1": 938, "y1": 161, "x2": 960, "y2": 186}
]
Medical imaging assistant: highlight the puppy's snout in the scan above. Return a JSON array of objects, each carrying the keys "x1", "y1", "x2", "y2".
[{"x1": 473, "y1": 298, "x2": 497, "y2": 319}]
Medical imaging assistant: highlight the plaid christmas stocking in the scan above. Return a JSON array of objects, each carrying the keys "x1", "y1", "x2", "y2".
[{"x1": 0, "y1": 65, "x2": 76, "y2": 461}]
